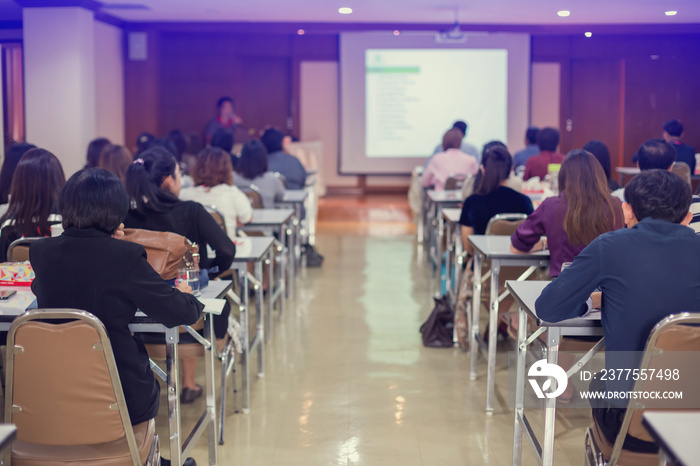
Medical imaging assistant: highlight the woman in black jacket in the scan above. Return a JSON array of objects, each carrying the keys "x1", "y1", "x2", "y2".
[
  {"x1": 30, "y1": 168, "x2": 203, "y2": 425},
  {"x1": 124, "y1": 146, "x2": 235, "y2": 403}
]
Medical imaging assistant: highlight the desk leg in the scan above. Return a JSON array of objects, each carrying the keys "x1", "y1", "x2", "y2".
[
  {"x1": 470, "y1": 252, "x2": 483, "y2": 380},
  {"x1": 542, "y1": 327, "x2": 561, "y2": 466},
  {"x1": 436, "y1": 211, "x2": 445, "y2": 294},
  {"x1": 165, "y1": 327, "x2": 182, "y2": 465},
  {"x1": 238, "y1": 269, "x2": 250, "y2": 414},
  {"x1": 512, "y1": 306, "x2": 528, "y2": 465},
  {"x1": 285, "y1": 223, "x2": 294, "y2": 301},
  {"x1": 265, "y1": 251, "x2": 273, "y2": 344},
  {"x1": 278, "y1": 239, "x2": 287, "y2": 320},
  {"x1": 203, "y1": 313, "x2": 218, "y2": 464},
  {"x1": 254, "y1": 261, "x2": 265, "y2": 377},
  {"x1": 486, "y1": 259, "x2": 500, "y2": 414}
]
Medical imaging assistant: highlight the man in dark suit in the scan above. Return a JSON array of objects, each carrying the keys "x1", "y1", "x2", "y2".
[{"x1": 663, "y1": 118, "x2": 696, "y2": 174}]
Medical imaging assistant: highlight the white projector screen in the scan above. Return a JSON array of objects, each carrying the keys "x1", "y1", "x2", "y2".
[{"x1": 340, "y1": 32, "x2": 531, "y2": 175}]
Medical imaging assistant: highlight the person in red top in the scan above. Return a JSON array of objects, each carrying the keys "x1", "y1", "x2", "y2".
[
  {"x1": 204, "y1": 96, "x2": 243, "y2": 144},
  {"x1": 523, "y1": 127, "x2": 565, "y2": 181}
]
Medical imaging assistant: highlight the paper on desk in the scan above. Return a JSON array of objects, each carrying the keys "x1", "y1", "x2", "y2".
[{"x1": 198, "y1": 298, "x2": 225, "y2": 315}]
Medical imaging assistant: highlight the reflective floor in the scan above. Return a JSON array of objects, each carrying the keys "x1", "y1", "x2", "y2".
[{"x1": 175, "y1": 195, "x2": 589, "y2": 465}]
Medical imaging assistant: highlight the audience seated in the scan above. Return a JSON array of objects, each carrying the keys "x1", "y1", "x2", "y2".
[
  {"x1": 662, "y1": 118, "x2": 696, "y2": 174},
  {"x1": 421, "y1": 128, "x2": 479, "y2": 191},
  {"x1": 135, "y1": 132, "x2": 155, "y2": 156},
  {"x1": 84, "y1": 137, "x2": 111, "y2": 169},
  {"x1": 512, "y1": 126, "x2": 540, "y2": 172},
  {"x1": 261, "y1": 128, "x2": 307, "y2": 189},
  {"x1": 234, "y1": 140, "x2": 285, "y2": 209},
  {"x1": 511, "y1": 149, "x2": 624, "y2": 277},
  {"x1": 583, "y1": 140, "x2": 620, "y2": 192},
  {"x1": 124, "y1": 146, "x2": 235, "y2": 403},
  {"x1": 97, "y1": 144, "x2": 132, "y2": 183},
  {"x1": 211, "y1": 127, "x2": 238, "y2": 169},
  {"x1": 523, "y1": 127, "x2": 565, "y2": 181},
  {"x1": 30, "y1": 167, "x2": 203, "y2": 426},
  {"x1": 180, "y1": 147, "x2": 252, "y2": 239},
  {"x1": 459, "y1": 146, "x2": 533, "y2": 252},
  {"x1": 461, "y1": 141, "x2": 522, "y2": 200},
  {"x1": 536, "y1": 170, "x2": 699, "y2": 454},
  {"x1": 0, "y1": 149, "x2": 65, "y2": 262},
  {"x1": 426, "y1": 120, "x2": 480, "y2": 166},
  {"x1": 0, "y1": 142, "x2": 36, "y2": 208}
]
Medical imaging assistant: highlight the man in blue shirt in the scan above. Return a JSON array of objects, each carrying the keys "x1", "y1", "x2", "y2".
[
  {"x1": 512, "y1": 127, "x2": 540, "y2": 171},
  {"x1": 536, "y1": 170, "x2": 699, "y2": 452},
  {"x1": 261, "y1": 128, "x2": 307, "y2": 190}
]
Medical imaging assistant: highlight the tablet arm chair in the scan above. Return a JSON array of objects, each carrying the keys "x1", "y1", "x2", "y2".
[{"x1": 4, "y1": 309, "x2": 159, "y2": 466}]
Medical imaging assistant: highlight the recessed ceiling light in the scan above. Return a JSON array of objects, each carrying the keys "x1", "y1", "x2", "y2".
[
  {"x1": 393, "y1": 30, "x2": 400, "y2": 36},
  {"x1": 557, "y1": 10, "x2": 570, "y2": 17},
  {"x1": 665, "y1": 10, "x2": 677, "y2": 16},
  {"x1": 338, "y1": 7, "x2": 353, "y2": 14},
  {"x1": 297, "y1": 29, "x2": 305, "y2": 35},
  {"x1": 584, "y1": 32, "x2": 592, "y2": 37}
]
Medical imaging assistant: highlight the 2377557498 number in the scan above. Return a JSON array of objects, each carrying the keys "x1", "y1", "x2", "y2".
[{"x1": 595, "y1": 368, "x2": 680, "y2": 381}]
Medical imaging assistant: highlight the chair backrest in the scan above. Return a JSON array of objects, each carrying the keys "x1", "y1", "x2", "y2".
[
  {"x1": 4, "y1": 309, "x2": 142, "y2": 462},
  {"x1": 485, "y1": 213, "x2": 528, "y2": 236},
  {"x1": 242, "y1": 187, "x2": 263, "y2": 209},
  {"x1": 608, "y1": 312, "x2": 700, "y2": 465},
  {"x1": 273, "y1": 172, "x2": 288, "y2": 189},
  {"x1": 7, "y1": 237, "x2": 44, "y2": 262},
  {"x1": 671, "y1": 161, "x2": 692, "y2": 187},
  {"x1": 445, "y1": 173, "x2": 471, "y2": 191},
  {"x1": 205, "y1": 205, "x2": 227, "y2": 234}
]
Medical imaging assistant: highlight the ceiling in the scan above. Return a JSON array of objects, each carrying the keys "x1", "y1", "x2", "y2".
[{"x1": 1, "y1": 0, "x2": 700, "y2": 25}]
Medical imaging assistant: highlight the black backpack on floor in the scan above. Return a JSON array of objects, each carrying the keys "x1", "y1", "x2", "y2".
[{"x1": 419, "y1": 295, "x2": 454, "y2": 348}]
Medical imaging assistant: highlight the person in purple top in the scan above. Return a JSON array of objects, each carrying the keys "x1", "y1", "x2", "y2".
[{"x1": 510, "y1": 150, "x2": 625, "y2": 277}]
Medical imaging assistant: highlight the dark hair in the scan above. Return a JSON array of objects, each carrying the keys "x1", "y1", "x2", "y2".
[
  {"x1": 211, "y1": 128, "x2": 234, "y2": 153},
  {"x1": 237, "y1": 140, "x2": 268, "y2": 180},
  {"x1": 558, "y1": 150, "x2": 623, "y2": 246},
  {"x1": 150, "y1": 137, "x2": 180, "y2": 161},
  {"x1": 98, "y1": 144, "x2": 132, "y2": 183},
  {"x1": 452, "y1": 121, "x2": 468, "y2": 135},
  {"x1": 136, "y1": 132, "x2": 155, "y2": 155},
  {"x1": 168, "y1": 129, "x2": 187, "y2": 158},
  {"x1": 476, "y1": 146, "x2": 513, "y2": 195},
  {"x1": 192, "y1": 147, "x2": 233, "y2": 187},
  {"x1": 525, "y1": 127, "x2": 540, "y2": 145},
  {"x1": 86, "y1": 137, "x2": 111, "y2": 168},
  {"x1": 124, "y1": 146, "x2": 179, "y2": 214},
  {"x1": 2, "y1": 148, "x2": 66, "y2": 237},
  {"x1": 261, "y1": 128, "x2": 284, "y2": 154},
  {"x1": 0, "y1": 142, "x2": 36, "y2": 204},
  {"x1": 537, "y1": 127, "x2": 560, "y2": 152},
  {"x1": 186, "y1": 131, "x2": 204, "y2": 155},
  {"x1": 636, "y1": 138, "x2": 676, "y2": 171},
  {"x1": 480, "y1": 140, "x2": 507, "y2": 166},
  {"x1": 625, "y1": 169, "x2": 691, "y2": 223},
  {"x1": 442, "y1": 128, "x2": 463, "y2": 151},
  {"x1": 60, "y1": 168, "x2": 128, "y2": 234},
  {"x1": 217, "y1": 97, "x2": 234, "y2": 109},
  {"x1": 663, "y1": 119, "x2": 684, "y2": 137},
  {"x1": 583, "y1": 140, "x2": 612, "y2": 180}
]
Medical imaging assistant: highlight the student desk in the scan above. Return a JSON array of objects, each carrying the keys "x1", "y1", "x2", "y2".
[
  {"x1": 277, "y1": 190, "x2": 308, "y2": 277},
  {"x1": 643, "y1": 412, "x2": 700, "y2": 466},
  {"x1": 241, "y1": 208, "x2": 292, "y2": 316},
  {"x1": 0, "y1": 280, "x2": 231, "y2": 466},
  {"x1": 426, "y1": 190, "x2": 462, "y2": 285},
  {"x1": 467, "y1": 235, "x2": 549, "y2": 414},
  {"x1": 507, "y1": 280, "x2": 605, "y2": 466},
  {"x1": 229, "y1": 237, "x2": 276, "y2": 414},
  {"x1": 441, "y1": 208, "x2": 463, "y2": 305}
]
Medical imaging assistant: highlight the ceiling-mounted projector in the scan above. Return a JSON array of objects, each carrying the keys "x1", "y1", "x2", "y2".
[{"x1": 435, "y1": 24, "x2": 467, "y2": 43}]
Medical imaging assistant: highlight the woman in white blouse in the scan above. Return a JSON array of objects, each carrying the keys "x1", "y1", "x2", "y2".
[{"x1": 179, "y1": 147, "x2": 252, "y2": 239}]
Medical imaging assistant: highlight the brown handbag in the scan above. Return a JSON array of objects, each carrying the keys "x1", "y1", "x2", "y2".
[{"x1": 121, "y1": 228, "x2": 199, "y2": 280}]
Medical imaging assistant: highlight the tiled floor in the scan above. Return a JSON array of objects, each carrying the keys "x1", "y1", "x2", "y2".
[{"x1": 174, "y1": 195, "x2": 590, "y2": 465}]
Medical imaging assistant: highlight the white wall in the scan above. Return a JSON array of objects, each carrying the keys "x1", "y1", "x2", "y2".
[
  {"x1": 530, "y1": 62, "x2": 561, "y2": 128},
  {"x1": 94, "y1": 21, "x2": 125, "y2": 145},
  {"x1": 23, "y1": 7, "x2": 96, "y2": 176}
]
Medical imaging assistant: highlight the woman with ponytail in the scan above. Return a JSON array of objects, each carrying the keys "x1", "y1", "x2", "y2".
[{"x1": 124, "y1": 146, "x2": 235, "y2": 404}]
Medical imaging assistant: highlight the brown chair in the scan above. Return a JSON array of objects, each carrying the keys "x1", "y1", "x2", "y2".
[
  {"x1": 241, "y1": 187, "x2": 263, "y2": 209},
  {"x1": 204, "y1": 205, "x2": 227, "y2": 235},
  {"x1": 671, "y1": 161, "x2": 692, "y2": 187},
  {"x1": 7, "y1": 237, "x2": 44, "y2": 262},
  {"x1": 4, "y1": 309, "x2": 160, "y2": 466},
  {"x1": 584, "y1": 312, "x2": 700, "y2": 465},
  {"x1": 445, "y1": 173, "x2": 471, "y2": 191},
  {"x1": 485, "y1": 213, "x2": 528, "y2": 236}
]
